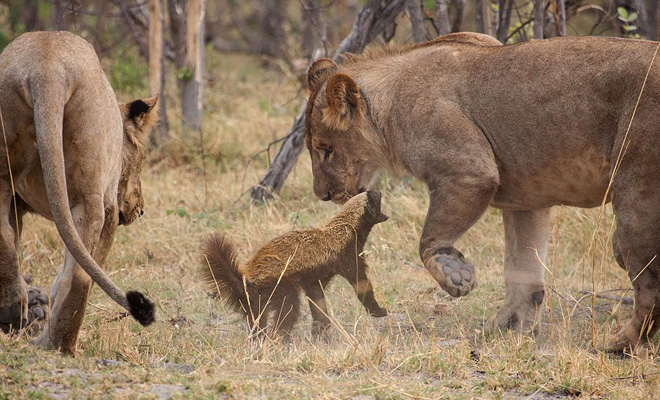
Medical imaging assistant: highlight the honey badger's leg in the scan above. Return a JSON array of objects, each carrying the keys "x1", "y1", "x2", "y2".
[
  {"x1": 269, "y1": 287, "x2": 300, "y2": 338},
  {"x1": 245, "y1": 288, "x2": 268, "y2": 338},
  {"x1": 34, "y1": 197, "x2": 104, "y2": 354},
  {"x1": 302, "y1": 278, "x2": 332, "y2": 336},
  {"x1": 488, "y1": 209, "x2": 550, "y2": 334},
  {"x1": 342, "y1": 260, "x2": 387, "y2": 317},
  {"x1": 0, "y1": 184, "x2": 28, "y2": 334}
]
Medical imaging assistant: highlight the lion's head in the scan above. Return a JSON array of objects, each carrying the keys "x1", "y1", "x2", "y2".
[
  {"x1": 117, "y1": 95, "x2": 159, "y2": 226},
  {"x1": 305, "y1": 59, "x2": 386, "y2": 204}
]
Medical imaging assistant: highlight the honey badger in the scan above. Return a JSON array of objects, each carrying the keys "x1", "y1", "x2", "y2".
[{"x1": 201, "y1": 191, "x2": 389, "y2": 337}]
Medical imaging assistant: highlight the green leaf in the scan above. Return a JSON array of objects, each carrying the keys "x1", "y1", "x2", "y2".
[
  {"x1": 628, "y1": 12, "x2": 638, "y2": 22},
  {"x1": 177, "y1": 67, "x2": 193, "y2": 81},
  {"x1": 617, "y1": 6, "x2": 628, "y2": 19}
]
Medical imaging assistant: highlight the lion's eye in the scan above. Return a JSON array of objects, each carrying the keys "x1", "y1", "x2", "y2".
[{"x1": 323, "y1": 148, "x2": 333, "y2": 161}]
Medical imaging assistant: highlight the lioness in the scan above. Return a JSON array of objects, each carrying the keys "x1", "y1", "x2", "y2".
[
  {"x1": 0, "y1": 31, "x2": 158, "y2": 353},
  {"x1": 305, "y1": 32, "x2": 660, "y2": 352},
  {"x1": 202, "y1": 191, "x2": 388, "y2": 338}
]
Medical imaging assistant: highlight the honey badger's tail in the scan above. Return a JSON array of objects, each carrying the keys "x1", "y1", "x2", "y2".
[{"x1": 201, "y1": 234, "x2": 254, "y2": 315}]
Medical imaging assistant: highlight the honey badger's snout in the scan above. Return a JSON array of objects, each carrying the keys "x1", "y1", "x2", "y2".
[{"x1": 366, "y1": 191, "x2": 389, "y2": 223}]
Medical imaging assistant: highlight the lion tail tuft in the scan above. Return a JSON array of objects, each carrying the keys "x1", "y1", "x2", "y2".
[
  {"x1": 201, "y1": 234, "x2": 253, "y2": 315},
  {"x1": 126, "y1": 291, "x2": 156, "y2": 326}
]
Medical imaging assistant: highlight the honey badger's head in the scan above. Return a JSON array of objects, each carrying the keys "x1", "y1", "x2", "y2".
[{"x1": 342, "y1": 191, "x2": 389, "y2": 225}]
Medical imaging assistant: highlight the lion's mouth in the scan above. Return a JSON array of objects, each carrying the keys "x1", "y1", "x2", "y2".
[{"x1": 118, "y1": 211, "x2": 126, "y2": 225}]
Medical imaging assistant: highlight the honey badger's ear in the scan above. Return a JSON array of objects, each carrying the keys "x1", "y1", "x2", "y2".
[
  {"x1": 323, "y1": 73, "x2": 360, "y2": 130},
  {"x1": 307, "y1": 58, "x2": 338, "y2": 93}
]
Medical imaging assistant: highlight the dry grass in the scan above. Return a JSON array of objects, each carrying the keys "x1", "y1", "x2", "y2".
[{"x1": 1, "y1": 49, "x2": 659, "y2": 400}]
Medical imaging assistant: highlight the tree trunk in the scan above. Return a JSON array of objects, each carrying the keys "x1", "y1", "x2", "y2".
[
  {"x1": 556, "y1": 0, "x2": 566, "y2": 37},
  {"x1": 53, "y1": 0, "x2": 66, "y2": 30},
  {"x1": 92, "y1": 1, "x2": 109, "y2": 53},
  {"x1": 250, "y1": 0, "x2": 409, "y2": 202},
  {"x1": 450, "y1": 0, "x2": 466, "y2": 32},
  {"x1": 19, "y1": 0, "x2": 40, "y2": 32},
  {"x1": 533, "y1": 0, "x2": 546, "y2": 38},
  {"x1": 149, "y1": 0, "x2": 169, "y2": 145},
  {"x1": 497, "y1": 0, "x2": 513, "y2": 43},
  {"x1": 649, "y1": 0, "x2": 660, "y2": 41},
  {"x1": 168, "y1": 0, "x2": 186, "y2": 68},
  {"x1": 301, "y1": 0, "x2": 327, "y2": 58},
  {"x1": 408, "y1": 0, "x2": 426, "y2": 42},
  {"x1": 180, "y1": 0, "x2": 205, "y2": 133},
  {"x1": 436, "y1": 0, "x2": 451, "y2": 36},
  {"x1": 258, "y1": 0, "x2": 287, "y2": 58},
  {"x1": 475, "y1": 0, "x2": 485, "y2": 34}
]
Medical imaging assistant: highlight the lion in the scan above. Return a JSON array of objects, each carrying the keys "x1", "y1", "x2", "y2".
[
  {"x1": 305, "y1": 32, "x2": 660, "y2": 353},
  {"x1": 201, "y1": 191, "x2": 388, "y2": 338},
  {"x1": 0, "y1": 31, "x2": 158, "y2": 354}
]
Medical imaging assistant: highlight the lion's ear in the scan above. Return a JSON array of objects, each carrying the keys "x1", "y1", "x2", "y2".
[
  {"x1": 323, "y1": 73, "x2": 360, "y2": 131},
  {"x1": 308, "y1": 58, "x2": 337, "y2": 93},
  {"x1": 120, "y1": 94, "x2": 159, "y2": 142}
]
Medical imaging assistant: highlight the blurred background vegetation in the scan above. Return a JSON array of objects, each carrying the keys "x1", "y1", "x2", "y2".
[{"x1": 0, "y1": 0, "x2": 654, "y2": 189}]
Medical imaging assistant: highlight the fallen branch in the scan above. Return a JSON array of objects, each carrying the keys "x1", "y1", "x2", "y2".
[{"x1": 577, "y1": 290, "x2": 634, "y2": 305}]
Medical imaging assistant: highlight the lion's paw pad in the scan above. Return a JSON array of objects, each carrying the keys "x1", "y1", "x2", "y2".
[
  {"x1": 428, "y1": 254, "x2": 476, "y2": 297},
  {"x1": 27, "y1": 287, "x2": 49, "y2": 326}
]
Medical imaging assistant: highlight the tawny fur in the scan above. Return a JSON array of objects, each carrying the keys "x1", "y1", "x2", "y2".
[
  {"x1": 0, "y1": 31, "x2": 158, "y2": 354},
  {"x1": 305, "y1": 32, "x2": 660, "y2": 353},
  {"x1": 201, "y1": 191, "x2": 389, "y2": 338}
]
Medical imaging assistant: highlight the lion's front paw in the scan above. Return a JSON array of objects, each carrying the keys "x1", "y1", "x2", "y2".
[
  {"x1": 487, "y1": 289, "x2": 544, "y2": 335},
  {"x1": 424, "y1": 251, "x2": 476, "y2": 298}
]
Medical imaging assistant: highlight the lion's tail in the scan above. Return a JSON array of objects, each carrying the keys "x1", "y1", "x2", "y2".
[
  {"x1": 29, "y1": 68, "x2": 155, "y2": 326},
  {"x1": 201, "y1": 234, "x2": 256, "y2": 316}
]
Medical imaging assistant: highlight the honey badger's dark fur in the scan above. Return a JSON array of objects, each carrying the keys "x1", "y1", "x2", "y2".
[{"x1": 201, "y1": 191, "x2": 389, "y2": 337}]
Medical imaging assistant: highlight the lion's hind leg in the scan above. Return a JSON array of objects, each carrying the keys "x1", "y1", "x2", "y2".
[
  {"x1": 0, "y1": 185, "x2": 28, "y2": 334},
  {"x1": 33, "y1": 198, "x2": 105, "y2": 354},
  {"x1": 487, "y1": 209, "x2": 550, "y2": 335},
  {"x1": 12, "y1": 197, "x2": 49, "y2": 334},
  {"x1": 600, "y1": 164, "x2": 660, "y2": 353},
  {"x1": 601, "y1": 209, "x2": 660, "y2": 352}
]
